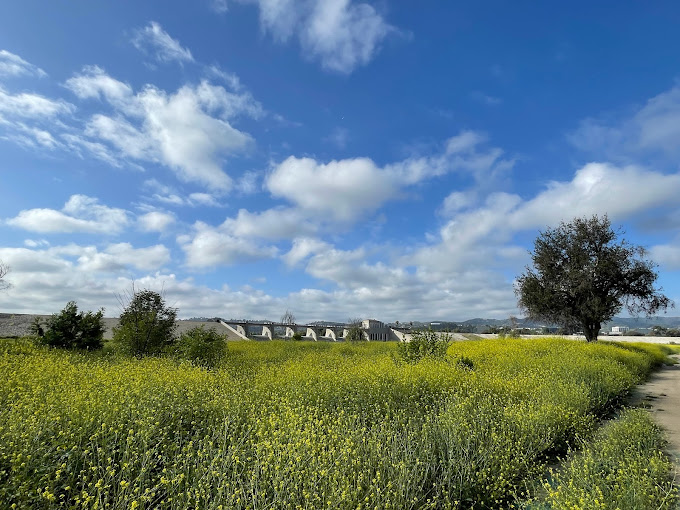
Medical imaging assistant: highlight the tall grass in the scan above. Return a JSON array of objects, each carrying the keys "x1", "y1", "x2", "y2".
[
  {"x1": 0, "y1": 337, "x2": 675, "y2": 509},
  {"x1": 541, "y1": 409, "x2": 677, "y2": 509}
]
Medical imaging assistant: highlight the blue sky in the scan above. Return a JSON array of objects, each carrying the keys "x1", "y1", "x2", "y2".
[{"x1": 1, "y1": 1, "x2": 680, "y2": 322}]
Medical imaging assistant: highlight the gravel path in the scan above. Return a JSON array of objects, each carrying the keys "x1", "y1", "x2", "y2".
[{"x1": 631, "y1": 354, "x2": 680, "y2": 465}]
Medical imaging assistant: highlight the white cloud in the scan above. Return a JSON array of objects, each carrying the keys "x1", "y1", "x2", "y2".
[
  {"x1": 24, "y1": 239, "x2": 50, "y2": 248},
  {"x1": 0, "y1": 50, "x2": 47, "y2": 78},
  {"x1": 569, "y1": 83, "x2": 680, "y2": 161},
  {"x1": 187, "y1": 192, "x2": 220, "y2": 207},
  {"x1": 406, "y1": 162, "x2": 680, "y2": 281},
  {"x1": 650, "y1": 243, "x2": 680, "y2": 271},
  {"x1": 0, "y1": 87, "x2": 74, "y2": 118},
  {"x1": 267, "y1": 155, "x2": 399, "y2": 222},
  {"x1": 266, "y1": 131, "x2": 512, "y2": 223},
  {"x1": 6, "y1": 195, "x2": 130, "y2": 234},
  {"x1": 124, "y1": 81, "x2": 255, "y2": 189},
  {"x1": 508, "y1": 162, "x2": 680, "y2": 230},
  {"x1": 64, "y1": 66, "x2": 134, "y2": 109},
  {"x1": 138, "y1": 211, "x2": 175, "y2": 232},
  {"x1": 223, "y1": 207, "x2": 315, "y2": 239},
  {"x1": 85, "y1": 114, "x2": 153, "y2": 160},
  {"x1": 0, "y1": 122, "x2": 59, "y2": 150},
  {"x1": 132, "y1": 21, "x2": 194, "y2": 64},
  {"x1": 180, "y1": 221, "x2": 278, "y2": 267},
  {"x1": 240, "y1": 0, "x2": 396, "y2": 73},
  {"x1": 282, "y1": 237, "x2": 329, "y2": 266},
  {"x1": 74, "y1": 243, "x2": 170, "y2": 272},
  {"x1": 61, "y1": 133, "x2": 121, "y2": 167},
  {"x1": 64, "y1": 65, "x2": 261, "y2": 190}
]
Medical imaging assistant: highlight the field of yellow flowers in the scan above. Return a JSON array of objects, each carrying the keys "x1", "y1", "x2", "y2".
[{"x1": 0, "y1": 337, "x2": 675, "y2": 509}]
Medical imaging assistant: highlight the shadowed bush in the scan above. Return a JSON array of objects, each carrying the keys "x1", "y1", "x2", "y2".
[
  {"x1": 37, "y1": 301, "x2": 105, "y2": 350},
  {"x1": 170, "y1": 325, "x2": 227, "y2": 369}
]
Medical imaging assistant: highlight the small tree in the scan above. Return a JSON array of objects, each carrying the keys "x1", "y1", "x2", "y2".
[
  {"x1": 0, "y1": 261, "x2": 10, "y2": 291},
  {"x1": 516, "y1": 215, "x2": 672, "y2": 342},
  {"x1": 280, "y1": 309, "x2": 296, "y2": 325},
  {"x1": 345, "y1": 318, "x2": 365, "y2": 342},
  {"x1": 39, "y1": 301, "x2": 105, "y2": 350},
  {"x1": 113, "y1": 289, "x2": 177, "y2": 356},
  {"x1": 170, "y1": 325, "x2": 227, "y2": 369}
]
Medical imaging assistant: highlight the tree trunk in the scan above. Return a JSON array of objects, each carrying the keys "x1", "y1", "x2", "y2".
[{"x1": 583, "y1": 321, "x2": 600, "y2": 342}]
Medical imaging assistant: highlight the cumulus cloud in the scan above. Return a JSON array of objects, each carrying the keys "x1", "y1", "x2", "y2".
[
  {"x1": 6, "y1": 195, "x2": 130, "y2": 234},
  {"x1": 267, "y1": 156, "x2": 400, "y2": 222},
  {"x1": 508, "y1": 163, "x2": 680, "y2": 230},
  {"x1": 63, "y1": 65, "x2": 261, "y2": 189},
  {"x1": 266, "y1": 130, "x2": 512, "y2": 223},
  {"x1": 237, "y1": 0, "x2": 397, "y2": 73},
  {"x1": 64, "y1": 65, "x2": 134, "y2": 111},
  {"x1": 407, "y1": 162, "x2": 680, "y2": 280},
  {"x1": 282, "y1": 237, "x2": 329, "y2": 266},
  {"x1": 132, "y1": 21, "x2": 194, "y2": 64},
  {"x1": 569, "y1": 83, "x2": 680, "y2": 162},
  {"x1": 179, "y1": 221, "x2": 278, "y2": 267},
  {"x1": 73, "y1": 243, "x2": 171, "y2": 272},
  {"x1": 138, "y1": 211, "x2": 175, "y2": 232},
  {"x1": 66, "y1": 68, "x2": 259, "y2": 190},
  {"x1": 226, "y1": 208, "x2": 316, "y2": 239},
  {"x1": 0, "y1": 50, "x2": 47, "y2": 78},
  {"x1": 0, "y1": 241, "x2": 521, "y2": 321}
]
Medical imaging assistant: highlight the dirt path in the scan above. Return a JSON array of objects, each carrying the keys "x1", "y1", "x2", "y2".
[{"x1": 631, "y1": 354, "x2": 680, "y2": 464}]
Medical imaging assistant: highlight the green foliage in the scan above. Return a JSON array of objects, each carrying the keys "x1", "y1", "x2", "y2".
[
  {"x1": 396, "y1": 328, "x2": 451, "y2": 363},
  {"x1": 39, "y1": 301, "x2": 105, "y2": 350},
  {"x1": 345, "y1": 318, "x2": 365, "y2": 342},
  {"x1": 0, "y1": 337, "x2": 674, "y2": 509},
  {"x1": 29, "y1": 316, "x2": 44, "y2": 337},
  {"x1": 112, "y1": 289, "x2": 177, "y2": 357},
  {"x1": 344, "y1": 325, "x2": 364, "y2": 342},
  {"x1": 291, "y1": 331, "x2": 303, "y2": 341},
  {"x1": 170, "y1": 325, "x2": 227, "y2": 368},
  {"x1": 541, "y1": 409, "x2": 677, "y2": 509},
  {"x1": 516, "y1": 214, "x2": 672, "y2": 342}
]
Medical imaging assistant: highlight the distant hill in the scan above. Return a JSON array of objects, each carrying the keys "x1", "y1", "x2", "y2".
[{"x1": 396, "y1": 316, "x2": 680, "y2": 333}]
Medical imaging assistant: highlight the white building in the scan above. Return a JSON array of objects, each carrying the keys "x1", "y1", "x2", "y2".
[
  {"x1": 610, "y1": 326, "x2": 630, "y2": 335},
  {"x1": 361, "y1": 319, "x2": 392, "y2": 341}
]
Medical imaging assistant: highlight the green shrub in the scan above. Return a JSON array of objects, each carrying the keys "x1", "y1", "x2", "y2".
[
  {"x1": 291, "y1": 331, "x2": 304, "y2": 341},
  {"x1": 171, "y1": 325, "x2": 227, "y2": 368},
  {"x1": 38, "y1": 301, "x2": 105, "y2": 350},
  {"x1": 397, "y1": 328, "x2": 451, "y2": 363},
  {"x1": 112, "y1": 289, "x2": 177, "y2": 357},
  {"x1": 345, "y1": 325, "x2": 365, "y2": 342}
]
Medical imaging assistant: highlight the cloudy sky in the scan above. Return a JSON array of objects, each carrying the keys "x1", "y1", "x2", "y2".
[{"x1": 1, "y1": 2, "x2": 680, "y2": 322}]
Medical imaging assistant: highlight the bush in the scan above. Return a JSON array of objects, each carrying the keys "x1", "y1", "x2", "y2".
[
  {"x1": 38, "y1": 301, "x2": 105, "y2": 350},
  {"x1": 397, "y1": 329, "x2": 451, "y2": 363},
  {"x1": 171, "y1": 325, "x2": 227, "y2": 368},
  {"x1": 113, "y1": 289, "x2": 177, "y2": 357}
]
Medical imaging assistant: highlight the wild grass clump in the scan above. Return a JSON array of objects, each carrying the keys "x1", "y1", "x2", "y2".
[
  {"x1": 396, "y1": 328, "x2": 451, "y2": 363},
  {"x1": 0, "y1": 337, "x2": 674, "y2": 509},
  {"x1": 541, "y1": 408, "x2": 677, "y2": 509}
]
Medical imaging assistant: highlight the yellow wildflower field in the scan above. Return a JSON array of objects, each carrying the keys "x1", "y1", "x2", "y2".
[{"x1": 0, "y1": 338, "x2": 673, "y2": 509}]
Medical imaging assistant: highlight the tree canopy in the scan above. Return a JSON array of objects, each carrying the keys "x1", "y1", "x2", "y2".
[
  {"x1": 515, "y1": 215, "x2": 672, "y2": 342},
  {"x1": 113, "y1": 289, "x2": 177, "y2": 356}
]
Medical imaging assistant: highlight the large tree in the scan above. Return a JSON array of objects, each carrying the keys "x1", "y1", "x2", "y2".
[{"x1": 515, "y1": 215, "x2": 672, "y2": 342}]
